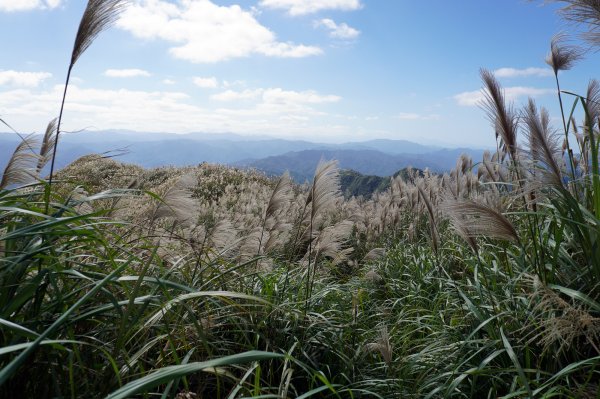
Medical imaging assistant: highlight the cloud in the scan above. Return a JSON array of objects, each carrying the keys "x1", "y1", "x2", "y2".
[
  {"x1": 454, "y1": 86, "x2": 554, "y2": 107},
  {"x1": 0, "y1": 84, "x2": 343, "y2": 138},
  {"x1": 0, "y1": 0, "x2": 61, "y2": 12},
  {"x1": 494, "y1": 67, "x2": 553, "y2": 78},
  {"x1": 211, "y1": 87, "x2": 341, "y2": 104},
  {"x1": 315, "y1": 18, "x2": 359, "y2": 39},
  {"x1": 193, "y1": 77, "x2": 219, "y2": 89},
  {"x1": 211, "y1": 89, "x2": 262, "y2": 101},
  {"x1": 260, "y1": 0, "x2": 362, "y2": 15},
  {"x1": 117, "y1": 0, "x2": 322, "y2": 63},
  {"x1": 162, "y1": 79, "x2": 176, "y2": 85},
  {"x1": 395, "y1": 112, "x2": 439, "y2": 121},
  {"x1": 104, "y1": 68, "x2": 151, "y2": 78},
  {"x1": 0, "y1": 70, "x2": 52, "y2": 87}
]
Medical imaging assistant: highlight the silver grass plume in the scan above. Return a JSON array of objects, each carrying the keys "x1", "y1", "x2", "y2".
[
  {"x1": 1, "y1": 135, "x2": 39, "y2": 190},
  {"x1": 364, "y1": 325, "x2": 393, "y2": 366},
  {"x1": 257, "y1": 172, "x2": 292, "y2": 255},
  {"x1": 545, "y1": 32, "x2": 584, "y2": 74},
  {"x1": 152, "y1": 174, "x2": 197, "y2": 226},
  {"x1": 522, "y1": 98, "x2": 564, "y2": 188},
  {"x1": 585, "y1": 79, "x2": 600, "y2": 129},
  {"x1": 528, "y1": 275, "x2": 600, "y2": 355},
  {"x1": 309, "y1": 159, "x2": 341, "y2": 220},
  {"x1": 553, "y1": 0, "x2": 600, "y2": 47},
  {"x1": 416, "y1": 183, "x2": 440, "y2": 254},
  {"x1": 363, "y1": 247, "x2": 387, "y2": 262},
  {"x1": 305, "y1": 220, "x2": 354, "y2": 266},
  {"x1": 441, "y1": 197, "x2": 520, "y2": 246},
  {"x1": 207, "y1": 219, "x2": 238, "y2": 256},
  {"x1": 37, "y1": 118, "x2": 57, "y2": 175},
  {"x1": 265, "y1": 172, "x2": 292, "y2": 220},
  {"x1": 479, "y1": 150, "x2": 500, "y2": 184},
  {"x1": 364, "y1": 269, "x2": 384, "y2": 284},
  {"x1": 70, "y1": 0, "x2": 129, "y2": 68},
  {"x1": 572, "y1": 117, "x2": 590, "y2": 175},
  {"x1": 299, "y1": 160, "x2": 341, "y2": 255},
  {"x1": 46, "y1": 0, "x2": 129, "y2": 204},
  {"x1": 263, "y1": 220, "x2": 291, "y2": 252},
  {"x1": 457, "y1": 153, "x2": 473, "y2": 175},
  {"x1": 480, "y1": 69, "x2": 519, "y2": 163}
]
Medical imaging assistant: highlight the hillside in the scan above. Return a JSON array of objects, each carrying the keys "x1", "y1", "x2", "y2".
[
  {"x1": 1, "y1": 132, "x2": 484, "y2": 180},
  {"x1": 340, "y1": 170, "x2": 391, "y2": 198},
  {"x1": 239, "y1": 148, "x2": 482, "y2": 180}
]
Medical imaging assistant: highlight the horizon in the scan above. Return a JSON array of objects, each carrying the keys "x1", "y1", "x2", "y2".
[
  {"x1": 1, "y1": 1, "x2": 598, "y2": 147},
  {"x1": 0, "y1": 128, "x2": 491, "y2": 149}
]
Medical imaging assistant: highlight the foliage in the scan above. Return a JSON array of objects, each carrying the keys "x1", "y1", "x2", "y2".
[{"x1": 2, "y1": 0, "x2": 600, "y2": 397}]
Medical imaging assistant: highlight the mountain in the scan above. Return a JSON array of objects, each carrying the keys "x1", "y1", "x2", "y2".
[
  {"x1": 340, "y1": 170, "x2": 390, "y2": 198},
  {"x1": 0, "y1": 131, "x2": 485, "y2": 179},
  {"x1": 238, "y1": 148, "x2": 484, "y2": 181},
  {"x1": 337, "y1": 139, "x2": 440, "y2": 154}
]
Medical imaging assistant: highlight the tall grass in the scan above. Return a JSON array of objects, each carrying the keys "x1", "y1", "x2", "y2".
[{"x1": 2, "y1": 0, "x2": 600, "y2": 397}]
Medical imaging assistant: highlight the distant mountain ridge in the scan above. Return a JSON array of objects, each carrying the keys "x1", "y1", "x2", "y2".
[
  {"x1": 237, "y1": 148, "x2": 484, "y2": 181},
  {"x1": 0, "y1": 131, "x2": 486, "y2": 179}
]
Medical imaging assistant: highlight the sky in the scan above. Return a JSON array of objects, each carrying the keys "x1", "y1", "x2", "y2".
[{"x1": 0, "y1": 0, "x2": 598, "y2": 147}]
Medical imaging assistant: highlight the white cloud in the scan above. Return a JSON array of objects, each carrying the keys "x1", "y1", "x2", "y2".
[
  {"x1": 0, "y1": 70, "x2": 52, "y2": 87},
  {"x1": 162, "y1": 79, "x2": 176, "y2": 85},
  {"x1": 263, "y1": 88, "x2": 340, "y2": 104},
  {"x1": 211, "y1": 87, "x2": 341, "y2": 104},
  {"x1": 454, "y1": 86, "x2": 554, "y2": 107},
  {"x1": 0, "y1": 0, "x2": 61, "y2": 12},
  {"x1": 315, "y1": 18, "x2": 359, "y2": 39},
  {"x1": 212, "y1": 89, "x2": 263, "y2": 101},
  {"x1": 118, "y1": 0, "x2": 322, "y2": 63},
  {"x1": 494, "y1": 67, "x2": 553, "y2": 78},
  {"x1": 395, "y1": 112, "x2": 439, "y2": 121},
  {"x1": 260, "y1": 0, "x2": 362, "y2": 15},
  {"x1": 104, "y1": 68, "x2": 151, "y2": 78},
  {"x1": 0, "y1": 85, "x2": 343, "y2": 138},
  {"x1": 193, "y1": 77, "x2": 219, "y2": 88}
]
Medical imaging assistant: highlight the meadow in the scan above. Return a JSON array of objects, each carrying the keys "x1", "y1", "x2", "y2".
[{"x1": 1, "y1": 0, "x2": 600, "y2": 397}]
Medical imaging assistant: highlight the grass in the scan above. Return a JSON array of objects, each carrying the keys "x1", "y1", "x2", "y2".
[{"x1": 2, "y1": 0, "x2": 600, "y2": 397}]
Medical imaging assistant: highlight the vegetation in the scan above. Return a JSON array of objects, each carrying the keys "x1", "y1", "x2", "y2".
[
  {"x1": 3, "y1": 0, "x2": 600, "y2": 397},
  {"x1": 339, "y1": 170, "x2": 388, "y2": 198}
]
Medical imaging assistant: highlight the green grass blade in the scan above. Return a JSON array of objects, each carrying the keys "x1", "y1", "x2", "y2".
[{"x1": 105, "y1": 351, "x2": 283, "y2": 399}]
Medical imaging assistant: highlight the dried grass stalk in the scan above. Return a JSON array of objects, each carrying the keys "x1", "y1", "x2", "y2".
[
  {"x1": 37, "y1": 118, "x2": 57, "y2": 175},
  {"x1": 522, "y1": 98, "x2": 564, "y2": 188},
  {"x1": 71, "y1": 0, "x2": 130, "y2": 68},
  {"x1": 441, "y1": 197, "x2": 519, "y2": 245},
  {"x1": 1, "y1": 135, "x2": 39, "y2": 189},
  {"x1": 480, "y1": 69, "x2": 519, "y2": 162},
  {"x1": 545, "y1": 32, "x2": 584, "y2": 74}
]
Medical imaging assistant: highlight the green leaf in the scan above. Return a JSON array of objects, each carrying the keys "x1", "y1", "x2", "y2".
[
  {"x1": 500, "y1": 327, "x2": 531, "y2": 397},
  {"x1": 105, "y1": 351, "x2": 283, "y2": 399}
]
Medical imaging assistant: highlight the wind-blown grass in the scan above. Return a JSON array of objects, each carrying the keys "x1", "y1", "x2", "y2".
[{"x1": 2, "y1": 0, "x2": 600, "y2": 397}]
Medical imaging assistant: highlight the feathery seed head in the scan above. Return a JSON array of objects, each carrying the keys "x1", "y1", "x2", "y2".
[
  {"x1": 71, "y1": 0, "x2": 130, "y2": 68},
  {"x1": 546, "y1": 32, "x2": 584, "y2": 74},
  {"x1": 480, "y1": 69, "x2": 519, "y2": 162}
]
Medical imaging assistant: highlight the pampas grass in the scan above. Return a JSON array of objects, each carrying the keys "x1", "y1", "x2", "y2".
[
  {"x1": 0, "y1": 135, "x2": 39, "y2": 189},
  {"x1": 46, "y1": 0, "x2": 129, "y2": 208},
  {"x1": 441, "y1": 197, "x2": 519, "y2": 244},
  {"x1": 522, "y1": 98, "x2": 565, "y2": 188},
  {"x1": 480, "y1": 68, "x2": 519, "y2": 163},
  {"x1": 5, "y1": 0, "x2": 600, "y2": 396},
  {"x1": 36, "y1": 118, "x2": 57, "y2": 175}
]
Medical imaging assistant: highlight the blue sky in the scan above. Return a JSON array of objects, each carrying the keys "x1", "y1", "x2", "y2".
[{"x1": 0, "y1": 0, "x2": 597, "y2": 147}]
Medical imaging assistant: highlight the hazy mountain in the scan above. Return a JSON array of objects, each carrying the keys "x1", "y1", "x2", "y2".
[
  {"x1": 0, "y1": 131, "x2": 484, "y2": 179},
  {"x1": 336, "y1": 139, "x2": 440, "y2": 155},
  {"x1": 239, "y1": 148, "x2": 484, "y2": 181}
]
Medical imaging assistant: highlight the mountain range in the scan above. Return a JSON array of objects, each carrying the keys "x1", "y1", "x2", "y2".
[{"x1": 0, "y1": 130, "x2": 486, "y2": 180}]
